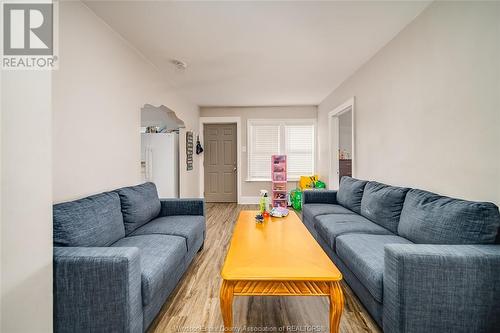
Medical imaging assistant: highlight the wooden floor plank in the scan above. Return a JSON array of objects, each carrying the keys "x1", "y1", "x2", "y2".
[{"x1": 148, "y1": 203, "x2": 381, "y2": 333}]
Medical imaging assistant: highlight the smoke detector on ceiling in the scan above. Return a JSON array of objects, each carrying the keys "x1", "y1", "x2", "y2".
[{"x1": 170, "y1": 59, "x2": 188, "y2": 70}]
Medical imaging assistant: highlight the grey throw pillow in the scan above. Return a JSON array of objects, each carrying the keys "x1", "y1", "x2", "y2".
[
  {"x1": 336, "y1": 177, "x2": 368, "y2": 214},
  {"x1": 361, "y1": 181, "x2": 410, "y2": 233},
  {"x1": 398, "y1": 189, "x2": 500, "y2": 244},
  {"x1": 53, "y1": 192, "x2": 125, "y2": 247},
  {"x1": 116, "y1": 182, "x2": 161, "y2": 235}
]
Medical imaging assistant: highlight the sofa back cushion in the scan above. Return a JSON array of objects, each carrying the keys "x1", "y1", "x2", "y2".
[
  {"x1": 398, "y1": 189, "x2": 500, "y2": 244},
  {"x1": 337, "y1": 177, "x2": 367, "y2": 214},
  {"x1": 116, "y1": 182, "x2": 161, "y2": 235},
  {"x1": 53, "y1": 192, "x2": 125, "y2": 247},
  {"x1": 360, "y1": 181, "x2": 409, "y2": 233}
]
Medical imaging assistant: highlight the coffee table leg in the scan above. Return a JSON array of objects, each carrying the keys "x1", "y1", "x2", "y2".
[
  {"x1": 329, "y1": 281, "x2": 344, "y2": 333},
  {"x1": 220, "y1": 280, "x2": 234, "y2": 331}
]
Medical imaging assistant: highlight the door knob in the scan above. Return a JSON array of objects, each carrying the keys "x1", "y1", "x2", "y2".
[{"x1": 233, "y1": 167, "x2": 237, "y2": 172}]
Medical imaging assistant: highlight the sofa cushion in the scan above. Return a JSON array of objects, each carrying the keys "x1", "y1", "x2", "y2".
[
  {"x1": 315, "y1": 213, "x2": 393, "y2": 249},
  {"x1": 336, "y1": 234, "x2": 413, "y2": 302},
  {"x1": 361, "y1": 181, "x2": 410, "y2": 233},
  {"x1": 399, "y1": 189, "x2": 500, "y2": 244},
  {"x1": 116, "y1": 182, "x2": 161, "y2": 235},
  {"x1": 131, "y1": 215, "x2": 205, "y2": 252},
  {"x1": 337, "y1": 177, "x2": 368, "y2": 214},
  {"x1": 111, "y1": 234, "x2": 187, "y2": 306},
  {"x1": 53, "y1": 192, "x2": 125, "y2": 247},
  {"x1": 302, "y1": 203, "x2": 354, "y2": 223}
]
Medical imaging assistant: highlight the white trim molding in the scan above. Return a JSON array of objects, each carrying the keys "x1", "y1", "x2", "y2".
[
  {"x1": 328, "y1": 97, "x2": 355, "y2": 190},
  {"x1": 199, "y1": 116, "x2": 242, "y2": 204}
]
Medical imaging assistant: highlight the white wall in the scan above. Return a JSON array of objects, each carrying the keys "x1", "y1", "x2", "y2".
[
  {"x1": 53, "y1": 1, "x2": 200, "y2": 203},
  {"x1": 318, "y1": 1, "x2": 500, "y2": 204},
  {"x1": 1, "y1": 70, "x2": 53, "y2": 331},
  {"x1": 338, "y1": 111, "x2": 352, "y2": 157}
]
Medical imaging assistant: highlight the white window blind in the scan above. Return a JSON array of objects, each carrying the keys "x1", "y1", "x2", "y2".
[
  {"x1": 247, "y1": 119, "x2": 315, "y2": 181},
  {"x1": 248, "y1": 122, "x2": 280, "y2": 180},
  {"x1": 285, "y1": 124, "x2": 315, "y2": 179}
]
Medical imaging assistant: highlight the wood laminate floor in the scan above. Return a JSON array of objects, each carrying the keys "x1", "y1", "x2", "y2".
[{"x1": 149, "y1": 203, "x2": 381, "y2": 333}]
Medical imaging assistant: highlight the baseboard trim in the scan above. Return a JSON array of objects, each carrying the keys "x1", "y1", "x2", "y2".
[{"x1": 239, "y1": 196, "x2": 260, "y2": 204}]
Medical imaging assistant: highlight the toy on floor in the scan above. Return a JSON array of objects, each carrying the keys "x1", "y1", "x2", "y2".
[
  {"x1": 299, "y1": 175, "x2": 326, "y2": 190},
  {"x1": 290, "y1": 189, "x2": 303, "y2": 211},
  {"x1": 315, "y1": 180, "x2": 326, "y2": 188}
]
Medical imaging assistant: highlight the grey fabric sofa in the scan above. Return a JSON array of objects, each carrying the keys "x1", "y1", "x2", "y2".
[
  {"x1": 302, "y1": 177, "x2": 500, "y2": 333},
  {"x1": 53, "y1": 182, "x2": 205, "y2": 333}
]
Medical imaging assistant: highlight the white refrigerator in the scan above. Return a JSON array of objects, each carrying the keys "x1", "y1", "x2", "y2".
[{"x1": 141, "y1": 133, "x2": 179, "y2": 198}]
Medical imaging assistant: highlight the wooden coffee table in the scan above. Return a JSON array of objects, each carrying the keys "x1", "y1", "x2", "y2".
[{"x1": 220, "y1": 211, "x2": 344, "y2": 332}]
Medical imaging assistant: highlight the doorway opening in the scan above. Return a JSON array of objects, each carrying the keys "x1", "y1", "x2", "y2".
[
  {"x1": 199, "y1": 117, "x2": 241, "y2": 203},
  {"x1": 328, "y1": 98, "x2": 355, "y2": 190},
  {"x1": 140, "y1": 104, "x2": 184, "y2": 198}
]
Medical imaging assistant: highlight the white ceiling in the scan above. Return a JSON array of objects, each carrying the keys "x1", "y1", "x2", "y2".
[{"x1": 85, "y1": 1, "x2": 429, "y2": 106}]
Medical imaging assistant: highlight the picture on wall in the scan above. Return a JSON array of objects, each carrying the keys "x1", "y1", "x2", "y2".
[{"x1": 186, "y1": 131, "x2": 194, "y2": 171}]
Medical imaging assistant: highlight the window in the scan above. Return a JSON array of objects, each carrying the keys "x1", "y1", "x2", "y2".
[
  {"x1": 247, "y1": 119, "x2": 315, "y2": 181},
  {"x1": 285, "y1": 124, "x2": 315, "y2": 179}
]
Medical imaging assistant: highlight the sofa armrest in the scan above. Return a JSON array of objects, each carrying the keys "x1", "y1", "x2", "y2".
[
  {"x1": 302, "y1": 190, "x2": 337, "y2": 205},
  {"x1": 54, "y1": 247, "x2": 143, "y2": 333},
  {"x1": 160, "y1": 198, "x2": 205, "y2": 216},
  {"x1": 383, "y1": 244, "x2": 500, "y2": 333}
]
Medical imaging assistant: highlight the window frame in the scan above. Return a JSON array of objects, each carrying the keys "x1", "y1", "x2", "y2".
[{"x1": 247, "y1": 118, "x2": 316, "y2": 182}]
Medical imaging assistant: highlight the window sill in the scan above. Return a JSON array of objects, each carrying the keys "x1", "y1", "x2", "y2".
[{"x1": 246, "y1": 178, "x2": 300, "y2": 182}]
